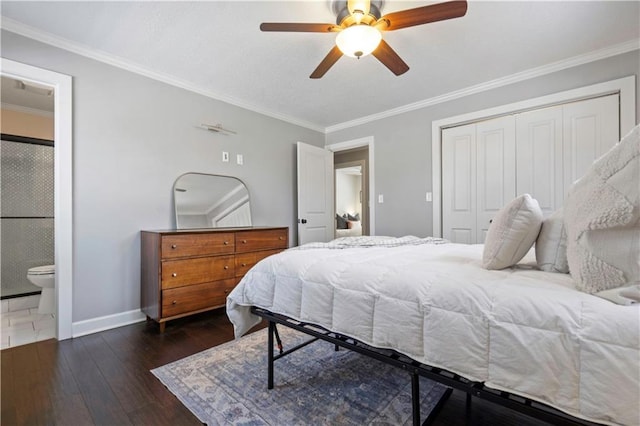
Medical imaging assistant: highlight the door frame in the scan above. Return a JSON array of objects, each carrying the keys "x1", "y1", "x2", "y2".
[
  {"x1": 431, "y1": 75, "x2": 636, "y2": 238},
  {"x1": 1, "y1": 58, "x2": 73, "y2": 340},
  {"x1": 326, "y1": 136, "x2": 375, "y2": 236}
]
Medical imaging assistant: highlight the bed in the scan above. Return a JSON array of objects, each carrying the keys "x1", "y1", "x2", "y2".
[
  {"x1": 227, "y1": 238, "x2": 639, "y2": 425},
  {"x1": 227, "y1": 126, "x2": 640, "y2": 425}
]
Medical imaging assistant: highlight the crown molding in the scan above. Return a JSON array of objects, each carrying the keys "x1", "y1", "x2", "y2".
[
  {"x1": 325, "y1": 38, "x2": 640, "y2": 133},
  {"x1": 1, "y1": 102, "x2": 54, "y2": 117},
  {"x1": 2, "y1": 17, "x2": 637, "y2": 136},
  {"x1": 1, "y1": 17, "x2": 325, "y2": 133}
]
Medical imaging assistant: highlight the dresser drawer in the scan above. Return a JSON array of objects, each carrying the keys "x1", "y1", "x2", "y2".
[
  {"x1": 161, "y1": 279, "x2": 236, "y2": 317},
  {"x1": 235, "y1": 249, "x2": 283, "y2": 277},
  {"x1": 235, "y1": 228, "x2": 288, "y2": 253},
  {"x1": 162, "y1": 255, "x2": 234, "y2": 289},
  {"x1": 142, "y1": 226, "x2": 286, "y2": 332},
  {"x1": 161, "y1": 233, "x2": 234, "y2": 259}
]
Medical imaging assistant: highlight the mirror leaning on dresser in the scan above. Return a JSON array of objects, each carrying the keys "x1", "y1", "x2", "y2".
[
  {"x1": 173, "y1": 173, "x2": 252, "y2": 229},
  {"x1": 141, "y1": 173, "x2": 287, "y2": 332}
]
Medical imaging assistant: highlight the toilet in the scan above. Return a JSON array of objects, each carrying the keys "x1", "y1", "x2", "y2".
[{"x1": 27, "y1": 265, "x2": 55, "y2": 314}]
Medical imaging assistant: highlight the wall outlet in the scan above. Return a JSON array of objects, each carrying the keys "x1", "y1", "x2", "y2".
[
  {"x1": 378, "y1": 194, "x2": 384, "y2": 203},
  {"x1": 222, "y1": 151, "x2": 229, "y2": 162},
  {"x1": 236, "y1": 154, "x2": 244, "y2": 165},
  {"x1": 426, "y1": 191, "x2": 432, "y2": 202}
]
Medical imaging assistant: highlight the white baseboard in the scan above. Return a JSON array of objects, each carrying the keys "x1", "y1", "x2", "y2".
[{"x1": 72, "y1": 309, "x2": 146, "y2": 338}]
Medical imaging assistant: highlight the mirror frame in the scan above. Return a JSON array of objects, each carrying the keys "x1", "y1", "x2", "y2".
[{"x1": 173, "y1": 172, "x2": 252, "y2": 229}]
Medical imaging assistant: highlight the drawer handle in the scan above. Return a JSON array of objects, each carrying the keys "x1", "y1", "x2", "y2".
[
  {"x1": 171, "y1": 244, "x2": 177, "y2": 249},
  {"x1": 224, "y1": 241, "x2": 229, "y2": 245},
  {"x1": 172, "y1": 273, "x2": 177, "y2": 277},
  {"x1": 224, "y1": 265, "x2": 229, "y2": 270},
  {"x1": 279, "y1": 236, "x2": 284, "y2": 240},
  {"x1": 241, "y1": 263, "x2": 247, "y2": 267},
  {"x1": 224, "y1": 289, "x2": 229, "y2": 294},
  {"x1": 242, "y1": 240, "x2": 247, "y2": 244},
  {"x1": 172, "y1": 300, "x2": 177, "y2": 305}
]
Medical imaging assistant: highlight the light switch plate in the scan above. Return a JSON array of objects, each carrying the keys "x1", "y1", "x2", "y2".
[
  {"x1": 222, "y1": 151, "x2": 229, "y2": 162},
  {"x1": 236, "y1": 154, "x2": 244, "y2": 165},
  {"x1": 378, "y1": 194, "x2": 384, "y2": 203}
]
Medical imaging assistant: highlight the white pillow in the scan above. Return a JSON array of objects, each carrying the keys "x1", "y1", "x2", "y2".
[
  {"x1": 535, "y1": 208, "x2": 569, "y2": 273},
  {"x1": 482, "y1": 194, "x2": 543, "y2": 270},
  {"x1": 563, "y1": 124, "x2": 640, "y2": 294},
  {"x1": 347, "y1": 220, "x2": 361, "y2": 230}
]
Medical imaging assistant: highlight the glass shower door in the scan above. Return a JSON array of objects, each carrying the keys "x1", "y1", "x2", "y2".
[{"x1": 1, "y1": 137, "x2": 54, "y2": 299}]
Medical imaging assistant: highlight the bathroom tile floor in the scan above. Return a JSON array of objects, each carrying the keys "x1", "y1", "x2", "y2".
[{"x1": 1, "y1": 295, "x2": 56, "y2": 349}]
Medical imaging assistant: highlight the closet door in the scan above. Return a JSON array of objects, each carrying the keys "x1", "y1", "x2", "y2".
[
  {"x1": 476, "y1": 116, "x2": 516, "y2": 242},
  {"x1": 440, "y1": 93, "x2": 619, "y2": 242},
  {"x1": 516, "y1": 106, "x2": 563, "y2": 217},
  {"x1": 442, "y1": 124, "x2": 476, "y2": 243},
  {"x1": 562, "y1": 95, "x2": 619, "y2": 196},
  {"x1": 442, "y1": 116, "x2": 516, "y2": 244}
]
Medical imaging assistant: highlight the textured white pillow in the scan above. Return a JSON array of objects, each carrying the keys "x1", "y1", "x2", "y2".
[
  {"x1": 535, "y1": 208, "x2": 569, "y2": 273},
  {"x1": 564, "y1": 124, "x2": 640, "y2": 294},
  {"x1": 482, "y1": 194, "x2": 543, "y2": 270}
]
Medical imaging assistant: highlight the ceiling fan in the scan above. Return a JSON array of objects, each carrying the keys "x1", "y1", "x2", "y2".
[{"x1": 260, "y1": 0, "x2": 468, "y2": 79}]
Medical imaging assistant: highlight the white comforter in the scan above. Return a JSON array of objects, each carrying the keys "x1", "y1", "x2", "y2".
[{"x1": 227, "y1": 242, "x2": 639, "y2": 425}]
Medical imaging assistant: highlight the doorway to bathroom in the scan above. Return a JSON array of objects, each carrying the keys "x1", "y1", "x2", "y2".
[
  {"x1": 1, "y1": 59, "x2": 74, "y2": 343},
  {"x1": 1, "y1": 75, "x2": 55, "y2": 300},
  {"x1": 1, "y1": 76, "x2": 56, "y2": 348}
]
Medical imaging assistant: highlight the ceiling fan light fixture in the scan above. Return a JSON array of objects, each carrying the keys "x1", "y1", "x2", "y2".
[{"x1": 335, "y1": 25, "x2": 382, "y2": 58}]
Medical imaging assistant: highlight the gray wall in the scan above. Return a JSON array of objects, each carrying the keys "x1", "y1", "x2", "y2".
[
  {"x1": 326, "y1": 50, "x2": 640, "y2": 237},
  {"x1": 2, "y1": 28, "x2": 638, "y2": 324},
  {"x1": 1, "y1": 31, "x2": 324, "y2": 322}
]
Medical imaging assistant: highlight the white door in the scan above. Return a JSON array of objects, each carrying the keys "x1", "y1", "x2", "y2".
[
  {"x1": 297, "y1": 142, "x2": 334, "y2": 245},
  {"x1": 442, "y1": 124, "x2": 476, "y2": 243},
  {"x1": 442, "y1": 116, "x2": 515, "y2": 243},
  {"x1": 516, "y1": 105, "x2": 564, "y2": 218},
  {"x1": 476, "y1": 116, "x2": 516, "y2": 242},
  {"x1": 441, "y1": 94, "x2": 620, "y2": 242},
  {"x1": 562, "y1": 94, "x2": 619, "y2": 196}
]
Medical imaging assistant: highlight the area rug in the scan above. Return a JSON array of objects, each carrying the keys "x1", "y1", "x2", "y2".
[{"x1": 152, "y1": 326, "x2": 449, "y2": 425}]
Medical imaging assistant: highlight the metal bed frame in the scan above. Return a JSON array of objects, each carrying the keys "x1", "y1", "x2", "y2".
[{"x1": 252, "y1": 307, "x2": 603, "y2": 426}]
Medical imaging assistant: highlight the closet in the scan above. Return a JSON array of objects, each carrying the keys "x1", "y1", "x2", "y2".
[{"x1": 442, "y1": 94, "x2": 619, "y2": 244}]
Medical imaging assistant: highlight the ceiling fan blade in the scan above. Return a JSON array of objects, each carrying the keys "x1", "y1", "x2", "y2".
[
  {"x1": 260, "y1": 22, "x2": 341, "y2": 33},
  {"x1": 380, "y1": 0, "x2": 467, "y2": 31},
  {"x1": 310, "y1": 46, "x2": 343, "y2": 79},
  {"x1": 372, "y1": 40, "x2": 409, "y2": 76}
]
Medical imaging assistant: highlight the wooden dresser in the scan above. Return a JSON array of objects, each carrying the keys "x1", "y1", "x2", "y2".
[{"x1": 141, "y1": 227, "x2": 288, "y2": 332}]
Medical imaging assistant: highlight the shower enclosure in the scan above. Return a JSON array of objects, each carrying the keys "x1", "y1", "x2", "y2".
[{"x1": 1, "y1": 135, "x2": 54, "y2": 299}]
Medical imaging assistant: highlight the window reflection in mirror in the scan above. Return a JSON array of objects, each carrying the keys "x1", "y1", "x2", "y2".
[{"x1": 173, "y1": 173, "x2": 252, "y2": 229}]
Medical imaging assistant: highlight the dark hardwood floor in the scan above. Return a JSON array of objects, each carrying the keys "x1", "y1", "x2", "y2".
[{"x1": 1, "y1": 309, "x2": 551, "y2": 426}]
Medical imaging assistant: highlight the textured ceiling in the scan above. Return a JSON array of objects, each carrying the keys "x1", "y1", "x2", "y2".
[{"x1": 1, "y1": 1, "x2": 639, "y2": 131}]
